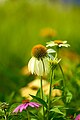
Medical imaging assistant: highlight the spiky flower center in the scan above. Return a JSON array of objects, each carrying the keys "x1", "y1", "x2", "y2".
[
  {"x1": 32, "y1": 44, "x2": 47, "y2": 59},
  {"x1": 54, "y1": 40, "x2": 63, "y2": 45}
]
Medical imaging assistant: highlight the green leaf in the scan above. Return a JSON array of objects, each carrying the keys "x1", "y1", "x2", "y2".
[
  {"x1": 53, "y1": 105, "x2": 69, "y2": 110},
  {"x1": 50, "y1": 107, "x2": 65, "y2": 116},
  {"x1": 30, "y1": 94, "x2": 47, "y2": 108},
  {"x1": 66, "y1": 90, "x2": 72, "y2": 103},
  {"x1": 53, "y1": 86, "x2": 63, "y2": 90},
  {"x1": 36, "y1": 89, "x2": 48, "y2": 102},
  {"x1": 31, "y1": 119, "x2": 37, "y2": 120},
  {"x1": 29, "y1": 111, "x2": 40, "y2": 120},
  {"x1": 52, "y1": 96, "x2": 62, "y2": 103},
  {"x1": 53, "y1": 79, "x2": 62, "y2": 85},
  {"x1": 36, "y1": 89, "x2": 41, "y2": 98},
  {"x1": 8, "y1": 114, "x2": 25, "y2": 120}
]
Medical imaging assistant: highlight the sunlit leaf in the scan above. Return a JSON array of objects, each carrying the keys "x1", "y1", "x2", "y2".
[
  {"x1": 52, "y1": 96, "x2": 62, "y2": 103},
  {"x1": 29, "y1": 111, "x2": 39, "y2": 120},
  {"x1": 66, "y1": 90, "x2": 72, "y2": 103},
  {"x1": 50, "y1": 107, "x2": 65, "y2": 116},
  {"x1": 36, "y1": 89, "x2": 41, "y2": 98},
  {"x1": 52, "y1": 79, "x2": 62, "y2": 85}
]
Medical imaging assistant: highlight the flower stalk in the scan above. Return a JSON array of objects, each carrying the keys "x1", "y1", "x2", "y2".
[
  {"x1": 40, "y1": 76, "x2": 43, "y2": 100},
  {"x1": 58, "y1": 63, "x2": 66, "y2": 104},
  {"x1": 59, "y1": 63, "x2": 65, "y2": 88},
  {"x1": 40, "y1": 76, "x2": 45, "y2": 119},
  {"x1": 48, "y1": 69, "x2": 54, "y2": 120},
  {"x1": 27, "y1": 109, "x2": 30, "y2": 120}
]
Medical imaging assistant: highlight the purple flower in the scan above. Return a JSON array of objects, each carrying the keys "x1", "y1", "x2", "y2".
[
  {"x1": 75, "y1": 114, "x2": 80, "y2": 120},
  {"x1": 13, "y1": 100, "x2": 41, "y2": 113}
]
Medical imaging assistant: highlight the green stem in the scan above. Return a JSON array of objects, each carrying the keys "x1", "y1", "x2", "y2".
[
  {"x1": 59, "y1": 63, "x2": 67, "y2": 105},
  {"x1": 27, "y1": 109, "x2": 30, "y2": 120},
  {"x1": 59, "y1": 63, "x2": 65, "y2": 88},
  {"x1": 48, "y1": 69, "x2": 54, "y2": 120},
  {"x1": 56, "y1": 46, "x2": 59, "y2": 55},
  {"x1": 40, "y1": 76, "x2": 43, "y2": 99},
  {"x1": 40, "y1": 76, "x2": 45, "y2": 119},
  {"x1": 41, "y1": 59, "x2": 45, "y2": 119}
]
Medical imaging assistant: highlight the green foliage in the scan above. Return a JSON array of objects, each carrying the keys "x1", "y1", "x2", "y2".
[
  {"x1": 51, "y1": 96, "x2": 62, "y2": 103},
  {"x1": 65, "y1": 89, "x2": 72, "y2": 103},
  {"x1": 50, "y1": 107, "x2": 65, "y2": 116}
]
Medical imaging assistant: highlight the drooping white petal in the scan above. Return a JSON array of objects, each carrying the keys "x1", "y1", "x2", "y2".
[
  {"x1": 43, "y1": 57, "x2": 50, "y2": 75},
  {"x1": 28, "y1": 56, "x2": 50, "y2": 76},
  {"x1": 47, "y1": 53, "x2": 54, "y2": 60},
  {"x1": 28, "y1": 57, "x2": 36, "y2": 74},
  {"x1": 34, "y1": 59, "x2": 39, "y2": 75},
  {"x1": 34, "y1": 59, "x2": 43, "y2": 76},
  {"x1": 47, "y1": 48, "x2": 56, "y2": 54},
  {"x1": 38, "y1": 59, "x2": 44, "y2": 76}
]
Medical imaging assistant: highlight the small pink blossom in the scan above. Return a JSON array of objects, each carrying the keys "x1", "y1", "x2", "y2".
[
  {"x1": 75, "y1": 114, "x2": 80, "y2": 120},
  {"x1": 13, "y1": 100, "x2": 41, "y2": 113}
]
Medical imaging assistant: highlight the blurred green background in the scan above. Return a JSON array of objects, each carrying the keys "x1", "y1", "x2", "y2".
[{"x1": 0, "y1": 0, "x2": 80, "y2": 111}]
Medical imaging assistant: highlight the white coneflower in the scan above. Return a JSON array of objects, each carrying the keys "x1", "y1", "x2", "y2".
[
  {"x1": 28, "y1": 44, "x2": 50, "y2": 76},
  {"x1": 46, "y1": 40, "x2": 70, "y2": 48}
]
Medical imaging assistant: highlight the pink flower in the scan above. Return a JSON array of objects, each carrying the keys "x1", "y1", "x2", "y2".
[
  {"x1": 75, "y1": 114, "x2": 80, "y2": 120},
  {"x1": 13, "y1": 100, "x2": 41, "y2": 113}
]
